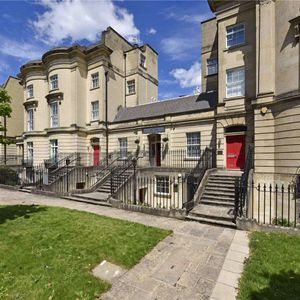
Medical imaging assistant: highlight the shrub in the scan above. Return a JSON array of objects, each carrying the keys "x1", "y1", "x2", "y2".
[{"x1": 0, "y1": 166, "x2": 19, "y2": 186}]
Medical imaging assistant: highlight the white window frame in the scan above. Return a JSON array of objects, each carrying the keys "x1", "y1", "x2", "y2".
[
  {"x1": 50, "y1": 139, "x2": 58, "y2": 162},
  {"x1": 226, "y1": 67, "x2": 245, "y2": 98},
  {"x1": 27, "y1": 142, "x2": 33, "y2": 163},
  {"x1": 226, "y1": 23, "x2": 245, "y2": 48},
  {"x1": 127, "y1": 80, "x2": 135, "y2": 95},
  {"x1": 119, "y1": 138, "x2": 128, "y2": 158},
  {"x1": 91, "y1": 72, "x2": 99, "y2": 89},
  {"x1": 91, "y1": 101, "x2": 99, "y2": 121},
  {"x1": 207, "y1": 58, "x2": 218, "y2": 75},
  {"x1": 155, "y1": 176, "x2": 170, "y2": 195},
  {"x1": 27, "y1": 109, "x2": 34, "y2": 131},
  {"x1": 140, "y1": 53, "x2": 146, "y2": 68},
  {"x1": 27, "y1": 84, "x2": 33, "y2": 98},
  {"x1": 50, "y1": 102, "x2": 59, "y2": 128},
  {"x1": 50, "y1": 74, "x2": 58, "y2": 90},
  {"x1": 186, "y1": 132, "x2": 201, "y2": 159}
]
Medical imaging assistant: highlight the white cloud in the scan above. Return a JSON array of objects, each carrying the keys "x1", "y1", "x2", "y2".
[
  {"x1": 147, "y1": 27, "x2": 157, "y2": 35},
  {"x1": 0, "y1": 35, "x2": 44, "y2": 60},
  {"x1": 31, "y1": 0, "x2": 140, "y2": 45},
  {"x1": 0, "y1": 60, "x2": 10, "y2": 73},
  {"x1": 170, "y1": 61, "x2": 201, "y2": 89},
  {"x1": 161, "y1": 36, "x2": 199, "y2": 61}
]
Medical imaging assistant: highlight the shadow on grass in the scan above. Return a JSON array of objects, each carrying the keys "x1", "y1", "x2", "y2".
[
  {"x1": 250, "y1": 270, "x2": 300, "y2": 300},
  {"x1": 0, "y1": 205, "x2": 47, "y2": 224}
]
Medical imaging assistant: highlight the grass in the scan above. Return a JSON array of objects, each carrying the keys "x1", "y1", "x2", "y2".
[
  {"x1": 237, "y1": 231, "x2": 300, "y2": 300},
  {"x1": 0, "y1": 205, "x2": 171, "y2": 299}
]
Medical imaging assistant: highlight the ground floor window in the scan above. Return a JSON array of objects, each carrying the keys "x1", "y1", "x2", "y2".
[
  {"x1": 186, "y1": 132, "x2": 201, "y2": 158},
  {"x1": 119, "y1": 138, "x2": 128, "y2": 158},
  {"x1": 27, "y1": 142, "x2": 33, "y2": 163},
  {"x1": 155, "y1": 176, "x2": 170, "y2": 195},
  {"x1": 50, "y1": 139, "x2": 58, "y2": 163}
]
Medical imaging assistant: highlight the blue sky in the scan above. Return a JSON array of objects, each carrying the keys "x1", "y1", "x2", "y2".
[{"x1": 0, "y1": 0, "x2": 214, "y2": 100}]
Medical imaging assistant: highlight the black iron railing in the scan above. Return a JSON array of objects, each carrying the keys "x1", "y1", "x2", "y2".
[
  {"x1": 248, "y1": 182, "x2": 299, "y2": 228},
  {"x1": 184, "y1": 147, "x2": 214, "y2": 211},
  {"x1": 234, "y1": 144, "x2": 254, "y2": 219}
]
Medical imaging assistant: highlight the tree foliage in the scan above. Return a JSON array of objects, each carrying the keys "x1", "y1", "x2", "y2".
[{"x1": 0, "y1": 89, "x2": 14, "y2": 145}]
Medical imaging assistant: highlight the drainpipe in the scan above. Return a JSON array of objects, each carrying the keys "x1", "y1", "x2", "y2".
[
  {"x1": 124, "y1": 53, "x2": 127, "y2": 108},
  {"x1": 105, "y1": 71, "x2": 109, "y2": 165}
]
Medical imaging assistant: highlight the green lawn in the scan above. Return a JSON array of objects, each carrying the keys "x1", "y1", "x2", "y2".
[
  {"x1": 0, "y1": 205, "x2": 171, "y2": 299},
  {"x1": 237, "y1": 231, "x2": 300, "y2": 300}
]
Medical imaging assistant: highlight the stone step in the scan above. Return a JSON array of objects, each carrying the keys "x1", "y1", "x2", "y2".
[
  {"x1": 72, "y1": 192, "x2": 110, "y2": 202},
  {"x1": 202, "y1": 193, "x2": 235, "y2": 201},
  {"x1": 205, "y1": 186, "x2": 236, "y2": 193},
  {"x1": 203, "y1": 190, "x2": 235, "y2": 197},
  {"x1": 206, "y1": 181, "x2": 236, "y2": 188},
  {"x1": 201, "y1": 199, "x2": 235, "y2": 207},
  {"x1": 189, "y1": 204, "x2": 234, "y2": 222},
  {"x1": 186, "y1": 215, "x2": 236, "y2": 229},
  {"x1": 210, "y1": 175, "x2": 240, "y2": 180},
  {"x1": 208, "y1": 178, "x2": 236, "y2": 184},
  {"x1": 61, "y1": 196, "x2": 112, "y2": 207}
]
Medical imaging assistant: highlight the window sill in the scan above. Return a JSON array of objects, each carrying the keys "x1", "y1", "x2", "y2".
[
  {"x1": 126, "y1": 92, "x2": 136, "y2": 96},
  {"x1": 224, "y1": 95, "x2": 245, "y2": 101},
  {"x1": 139, "y1": 64, "x2": 147, "y2": 70},
  {"x1": 90, "y1": 86, "x2": 100, "y2": 91},
  {"x1": 205, "y1": 73, "x2": 217, "y2": 78},
  {"x1": 49, "y1": 88, "x2": 59, "y2": 93},
  {"x1": 154, "y1": 193, "x2": 171, "y2": 198},
  {"x1": 223, "y1": 42, "x2": 246, "y2": 52},
  {"x1": 26, "y1": 96, "x2": 34, "y2": 101},
  {"x1": 90, "y1": 119, "x2": 99, "y2": 123}
]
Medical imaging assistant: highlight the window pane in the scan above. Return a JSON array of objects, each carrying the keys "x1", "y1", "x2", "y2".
[
  {"x1": 91, "y1": 73, "x2": 99, "y2": 89},
  {"x1": 226, "y1": 68, "x2": 245, "y2": 98},
  {"x1": 207, "y1": 58, "x2": 218, "y2": 75},
  {"x1": 156, "y1": 176, "x2": 170, "y2": 194},
  {"x1": 127, "y1": 80, "x2": 135, "y2": 94},
  {"x1": 91, "y1": 101, "x2": 99, "y2": 120},
  {"x1": 186, "y1": 132, "x2": 201, "y2": 158},
  {"x1": 119, "y1": 138, "x2": 128, "y2": 158},
  {"x1": 226, "y1": 24, "x2": 245, "y2": 48}
]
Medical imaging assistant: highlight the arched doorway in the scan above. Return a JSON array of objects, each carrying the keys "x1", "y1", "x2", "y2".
[
  {"x1": 91, "y1": 138, "x2": 100, "y2": 166},
  {"x1": 225, "y1": 125, "x2": 246, "y2": 170}
]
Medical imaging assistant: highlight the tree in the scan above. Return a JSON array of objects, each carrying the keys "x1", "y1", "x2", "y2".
[{"x1": 0, "y1": 89, "x2": 13, "y2": 165}]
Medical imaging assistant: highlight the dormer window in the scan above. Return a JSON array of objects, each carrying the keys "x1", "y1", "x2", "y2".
[
  {"x1": 50, "y1": 74, "x2": 58, "y2": 90},
  {"x1": 91, "y1": 72, "x2": 99, "y2": 89},
  {"x1": 140, "y1": 53, "x2": 146, "y2": 68},
  {"x1": 27, "y1": 84, "x2": 33, "y2": 98}
]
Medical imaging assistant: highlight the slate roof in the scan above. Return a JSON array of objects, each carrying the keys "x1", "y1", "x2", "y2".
[{"x1": 113, "y1": 91, "x2": 217, "y2": 123}]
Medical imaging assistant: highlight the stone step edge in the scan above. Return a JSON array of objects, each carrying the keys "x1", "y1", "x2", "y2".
[
  {"x1": 61, "y1": 196, "x2": 112, "y2": 207},
  {"x1": 186, "y1": 215, "x2": 236, "y2": 228},
  {"x1": 200, "y1": 199, "x2": 235, "y2": 207},
  {"x1": 189, "y1": 211, "x2": 234, "y2": 222}
]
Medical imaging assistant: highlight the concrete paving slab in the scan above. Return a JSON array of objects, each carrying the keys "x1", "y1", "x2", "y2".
[
  {"x1": 92, "y1": 260, "x2": 126, "y2": 282},
  {"x1": 211, "y1": 282, "x2": 237, "y2": 300}
]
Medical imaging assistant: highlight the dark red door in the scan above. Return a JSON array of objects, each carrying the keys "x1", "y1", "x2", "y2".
[
  {"x1": 226, "y1": 135, "x2": 245, "y2": 169},
  {"x1": 93, "y1": 145, "x2": 100, "y2": 166}
]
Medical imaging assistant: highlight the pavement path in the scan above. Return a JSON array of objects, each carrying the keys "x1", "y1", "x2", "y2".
[{"x1": 0, "y1": 188, "x2": 249, "y2": 300}]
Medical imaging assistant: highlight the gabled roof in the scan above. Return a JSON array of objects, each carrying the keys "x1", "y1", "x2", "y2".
[{"x1": 113, "y1": 91, "x2": 217, "y2": 123}]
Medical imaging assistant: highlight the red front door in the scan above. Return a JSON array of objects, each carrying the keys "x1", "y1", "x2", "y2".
[
  {"x1": 226, "y1": 135, "x2": 245, "y2": 169},
  {"x1": 93, "y1": 145, "x2": 100, "y2": 166}
]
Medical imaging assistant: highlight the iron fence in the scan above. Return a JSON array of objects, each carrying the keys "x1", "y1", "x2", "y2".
[
  {"x1": 236, "y1": 181, "x2": 300, "y2": 228},
  {"x1": 0, "y1": 155, "x2": 23, "y2": 166},
  {"x1": 115, "y1": 174, "x2": 186, "y2": 210}
]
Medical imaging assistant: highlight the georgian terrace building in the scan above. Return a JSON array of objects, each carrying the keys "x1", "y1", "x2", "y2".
[
  {"x1": 20, "y1": 27, "x2": 158, "y2": 166},
  {"x1": 205, "y1": 0, "x2": 300, "y2": 185}
]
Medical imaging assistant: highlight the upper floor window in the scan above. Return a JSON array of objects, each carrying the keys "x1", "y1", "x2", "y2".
[
  {"x1": 27, "y1": 142, "x2": 33, "y2": 163},
  {"x1": 91, "y1": 101, "x2": 99, "y2": 121},
  {"x1": 140, "y1": 53, "x2": 146, "y2": 68},
  {"x1": 50, "y1": 102, "x2": 58, "y2": 128},
  {"x1": 50, "y1": 139, "x2": 58, "y2": 162},
  {"x1": 50, "y1": 74, "x2": 58, "y2": 90},
  {"x1": 91, "y1": 73, "x2": 99, "y2": 89},
  {"x1": 226, "y1": 24, "x2": 245, "y2": 48},
  {"x1": 186, "y1": 132, "x2": 201, "y2": 158},
  {"x1": 27, "y1": 84, "x2": 33, "y2": 98},
  {"x1": 156, "y1": 176, "x2": 170, "y2": 195},
  {"x1": 27, "y1": 109, "x2": 34, "y2": 131},
  {"x1": 226, "y1": 67, "x2": 245, "y2": 98},
  {"x1": 119, "y1": 138, "x2": 128, "y2": 158},
  {"x1": 127, "y1": 80, "x2": 135, "y2": 95},
  {"x1": 207, "y1": 58, "x2": 218, "y2": 75}
]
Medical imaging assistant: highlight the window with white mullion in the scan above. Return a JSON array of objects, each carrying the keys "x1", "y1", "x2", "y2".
[
  {"x1": 156, "y1": 176, "x2": 170, "y2": 195},
  {"x1": 27, "y1": 109, "x2": 34, "y2": 131},
  {"x1": 50, "y1": 140, "x2": 58, "y2": 162},
  {"x1": 27, "y1": 142, "x2": 33, "y2": 163},
  {"x1": 91, "y1": 73, "x2": 99, "y2": 89},
  {"x1": 127, "y1": 80, "x2": 135, "y2": 94},
  {"x1": 91, "y1": 101, "x2": 99, "y2": 121},
  {"x1": 207, "y1": 58, "x2": 218, "y2": 75},
  {"x1": 50, "y1": 74, "x2": 58, "y2": 90},
  {"x1": 226, "y1": 24, "x2": 245, "y2": 48},
  {"x1": 186, "y1": 132, "x2": 201, "y2": 158},
  {"x1": 226, "y1": 68, "x2": 245, "y2": 98},
  {"x1": 50, "y1": 102, "x2": 58, "y2": 128},
  {"x1": 119, "y1": 138, "x2": 128, "y2": 158},
  {"x1": 27, "y1": 84, "x2": 33, "y2": 98}
]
